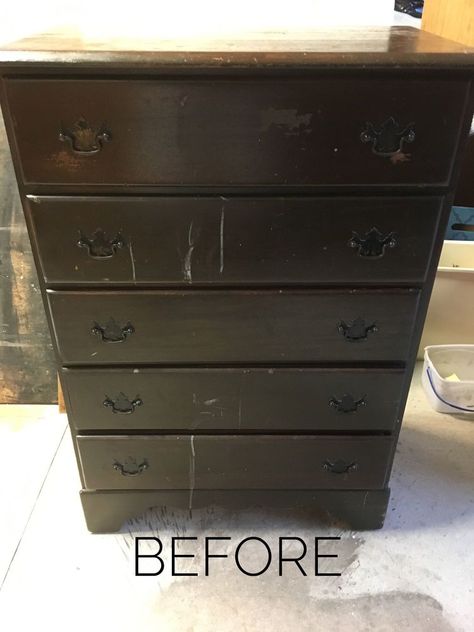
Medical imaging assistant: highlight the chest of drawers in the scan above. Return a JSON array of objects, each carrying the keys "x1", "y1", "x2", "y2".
[{"x1": 1, "y1": 26, "x2": 472, "y2": 532}]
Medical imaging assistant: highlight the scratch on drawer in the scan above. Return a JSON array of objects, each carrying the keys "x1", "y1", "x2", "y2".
[
  {"x1": 204, "y1": 398, "x2": 219, "y2": 406},
  {"x1": 219, "y1": 208, "x2": 225, "y2": 275},
  {"x1": 260, "y1": 107, "x2": 313, "y2": 136},
  {"x1": 128, "y1": 240, "x2": 136, "y2": 283},
  {"x1": 188, "y1": 435, "x2": 195, "y2": 518},
  {"x1": 183, "y1": 221, "x2": 195, "y2": 283},
  {"x1": 238, "y1": 373, "x2": 244, "y2": 430},
  {"x1": 238, "y1": 392, "x2": 242, "y2": 430}
]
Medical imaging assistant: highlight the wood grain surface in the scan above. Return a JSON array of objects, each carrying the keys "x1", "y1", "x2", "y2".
[
  {"x1": 61, "y1": 366, "x2": 405, "y2": 432},
  {"x1": 0, "y1": 26, "x2": 472, "y2": 72},
  {"x1": 5, "y1": 77, "x2": 467, "y2": 188},
  {"x1": 28, "y1": 195, "x2": 443, "y2": 286},
  {"x1": 76, "y1": 434, "x2": 393, "y2": 491},
  {"x1": 47, "y1": 288, "x2": 421, "y2": 365},
  {"x1": 422, "y1": 0, "x2": 474, "y2": 47}
]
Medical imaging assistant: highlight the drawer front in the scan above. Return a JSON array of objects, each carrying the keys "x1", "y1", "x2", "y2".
[
  {"x1": 7, "y1": 78, "x2": 467, "y2": 187},
  {"x1": 48, "y1": 289, "x2": 420, "y2": 364},
  {"x1": 29, "y1": 195, "x2": 443, "y2": 286},
  {"x1": 62, "y1": 367, "x2": 405, "y2": 432},
  {"x1": 77, "y1": 435, "x2": 393, "y2": 490}
]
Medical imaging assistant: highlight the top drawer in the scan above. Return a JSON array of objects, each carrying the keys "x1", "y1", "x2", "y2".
[{"x1": 5, "y1": 78, "x2": 467, "y2": 188}]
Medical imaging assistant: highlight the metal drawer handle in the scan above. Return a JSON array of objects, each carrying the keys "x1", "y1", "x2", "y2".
[
  {"x1": 338, "y1": 317, "x2": 377, "y2": 342},
  {"x1": 104, "y1": 393, "x2": 143, "y2": 414},
  {"x1": 349, "y1": 227, "x2": 397, "y2": 258},
  {"x1": 360, "y1": 117, "x2": 415, "y2": 157},
  {"x1": 91, "y1": 317, "x2": 134, "y2": 343},
  {"x1": 59, "y1": 117, "x2": 111, "y2": 155},
  {"x1": 113, "y1": 459, "x2": 148, "y2": 477},
  {"x1": 77, "y1": 229, "x2": 124, "y2": 259},
  {"x1": 323, "y1": 460, "x2": 358, "y2": 475},
  {"x1": 329, "y1": 394, "x2": 366, "y2": 413}
]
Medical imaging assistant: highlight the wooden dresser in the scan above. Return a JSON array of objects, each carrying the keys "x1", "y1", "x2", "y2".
[{"x1": 1, "y1": 27, "x2": 472, "y2": 532}]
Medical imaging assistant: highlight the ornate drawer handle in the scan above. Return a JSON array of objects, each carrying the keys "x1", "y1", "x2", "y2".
[
  {"x1": 329, "y1": 394, "x2": 366, "y2": 413},
  {"x1": 77, "y1": 229, "x2": 124, "y2": 259},
  {"x1": 103, "y1": 393, "x2": 143, "y2": 414},
  {"x1": 113, "y1": 459, "x2": 148, "y2": 477},
  {"x1": 323, "y1": 460, "x2": 358, "y2": 475},
  {"x1": 349, "y1": 227, "x2": 397, "y2": 258},
  {"x1": 360, "y1": 117, "x2": 415, "y2": 157},
  {"x1": 59, "y1": 117, "x2": 111, "y2": 155},
  {"x1": 91, "y1": 317, "x2": 134, "y2": 343},
  {"x1": 338, "y1": 317, "x2": 377, "y2": 342}
]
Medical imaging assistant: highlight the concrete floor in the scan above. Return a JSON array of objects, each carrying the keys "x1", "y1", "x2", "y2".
[{"x1": 0, "y1": 362, "x2": 472, "y2": 632}]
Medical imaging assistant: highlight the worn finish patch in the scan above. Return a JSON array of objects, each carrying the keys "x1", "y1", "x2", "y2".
[{"x1": 260, "y1": 107, "x2": 313, "y2": 135}]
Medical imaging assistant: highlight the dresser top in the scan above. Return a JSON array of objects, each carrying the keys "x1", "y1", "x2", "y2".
[{"x1": 0, "y1": 26, "x2": 473, "y2": 73}]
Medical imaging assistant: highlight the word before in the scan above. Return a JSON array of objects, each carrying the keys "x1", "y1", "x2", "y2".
[{"x1": 135, "y1": 536, "x2": 342, "y2": 577}]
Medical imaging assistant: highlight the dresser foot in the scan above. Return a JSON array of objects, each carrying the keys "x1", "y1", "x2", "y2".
[{"x1": 80, "y1": 488, "x2": 390, "y2": 533}]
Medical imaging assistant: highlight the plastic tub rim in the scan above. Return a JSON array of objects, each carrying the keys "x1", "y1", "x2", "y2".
[{"x1": 424, "y1": 344, "x2": 474, "y2": 385}]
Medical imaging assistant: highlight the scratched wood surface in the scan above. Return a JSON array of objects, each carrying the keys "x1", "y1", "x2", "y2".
[
  {"x1": 0, "y1": 110, "x2": 56, "y2": 403},
  {"x1": 4, "y1": 77, "x2": 468, "y2": 189},
  {"x1": 0, "y1": 26, "x2": 472, "y2": 70},
  {"x1": 26, "y1": 195, "x2": 443, "y2": 286}
]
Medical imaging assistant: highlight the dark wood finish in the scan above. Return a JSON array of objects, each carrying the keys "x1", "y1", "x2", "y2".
[
  {"x1": 0, "y1": 26, "x2": 472, "y2": 72},
  {"x1": 48, "y1": 289, "x2": 420, "y2": 364},
  {"x1": 62, "y1": 366, "x2": 405, "y2": 432},
  {"x1": 1, "y1": 26, "x2": 473, "y2": 531},
  {"x1": 5, "y1": 78, "x2": 468, "y2": 188},
  {"x1": 77, "y1": 434, "x2": 393, "y2": 490},
  {"x1": 28, "y1": 195, "x2": 443, "y2": 286},
  {"x1": 80, "y1": 488, "x2": 391, "y2": 533}
]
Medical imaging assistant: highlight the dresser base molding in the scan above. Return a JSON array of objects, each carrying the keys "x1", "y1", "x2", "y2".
[{"x1": 80, "y1": 488, "x2": 390, "y2": 533}]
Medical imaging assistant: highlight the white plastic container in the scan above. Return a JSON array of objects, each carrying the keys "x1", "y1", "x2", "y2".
[
  {"x1": 422, "y1": 345, "x2": 474, "y2": 414},
  {"x1": 419, "y1": 241, "x2": 474, "y2": 357}
]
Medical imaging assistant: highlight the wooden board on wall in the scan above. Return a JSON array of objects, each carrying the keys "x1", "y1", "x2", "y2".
[
  {"x1": 0, "y1": 110, "x2": 57, "y2": 403},
  {"x1": 422, "y1": 0, "x2": 474, "y2": 47},
  {"x1": 422, "y1": 1, "x2": 474, "y2": 208}
]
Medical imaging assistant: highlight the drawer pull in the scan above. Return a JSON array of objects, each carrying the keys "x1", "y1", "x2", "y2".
[
  {"x1": 349, "y1": 227, "x2": 397, "y2": 259},
  {"x1": 113, "y1": 459, "x2": 148, "y2": 477},
  {"x1": 329, "y1": 394, "x2": 366, "y2": 413},
  {"x1": 77, "y1": 229, "x2": 124, "y2": 259},
  {"x1": 91, "y1": 317, "x2": 134, "y2": 343},
  {"x1": 360, "y1": 117, "x2": 415, "y2": 157},
  {"x1": 59, "y1": 117, "x2": 111, "y2": 155},
  {"x1": 103, "y1": 393, "x2": 143, "y2": 414},
  {"x1": 338, "y1": 317, "x2": 377, "y2": 342},
  {"x1": 323, "y1": 460, "x2": 358, "y2": 475}
]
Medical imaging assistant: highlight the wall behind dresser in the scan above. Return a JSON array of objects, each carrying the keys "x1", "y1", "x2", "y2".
[{"x1": 0, "y1": 111, "x2": 56, "y2": 403}]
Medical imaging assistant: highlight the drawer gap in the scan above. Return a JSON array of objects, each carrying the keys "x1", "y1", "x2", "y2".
[{"x1": 75, "y1": 429, "x2": 394, "y2": 437}]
